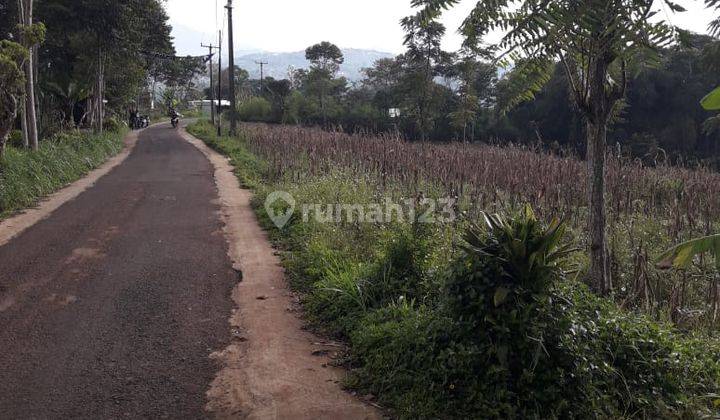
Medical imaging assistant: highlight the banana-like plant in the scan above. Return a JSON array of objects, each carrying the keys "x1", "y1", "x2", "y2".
[
  {"x1": 45, "y1": 78, "x2": 91, "y2": 126},
  {"x1": 658, "y1": 234, "x2": 720, "y2": 325},
  {"x1": 657, "y1": 234, "x2": 720, "y2": 270}
]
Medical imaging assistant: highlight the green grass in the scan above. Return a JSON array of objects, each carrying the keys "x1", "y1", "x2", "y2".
[
  {"x1": 187, "y1": 120, "x2": 720, "y2": 419},
  {"x1": 186, "y1": 120, "x2": 264, "y2": 189},
  {"x1": 0, "y1": 128, "x2": 126, "y2": 219}
]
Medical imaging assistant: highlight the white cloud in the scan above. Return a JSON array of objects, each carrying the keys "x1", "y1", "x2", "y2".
[{"x1": 166, "y1": 0, "x2": 714, "y2": 55}]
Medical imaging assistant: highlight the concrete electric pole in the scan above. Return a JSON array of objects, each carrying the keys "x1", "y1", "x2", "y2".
[
  {"x1": 201, "y1": 43, "x2": 219, "y2": 125},
  {"x1": 217, "y1": 30, "x2": 223, "y2": 136},
  {"x1": 225, "y1": 0, "x2": 237, "y2": 136},
  {"x1": 255, "y1": 60, "x2": 268, "y2": 94}
]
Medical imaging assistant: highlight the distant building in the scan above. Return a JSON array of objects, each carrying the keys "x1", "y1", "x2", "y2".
[{"x1": 189, "y1": 100, "x2": 232, "y2": 114}]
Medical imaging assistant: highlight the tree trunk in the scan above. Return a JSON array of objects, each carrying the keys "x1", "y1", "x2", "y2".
[
  {"x1": 16, "y1": 0, "x2": 26, "y2": 147},
  {"x1": 94, "y1": 49, "x2": 105, "y2": 133},
  {"x1": 22, "y1": 0, "x2": 38, "y2": 150},
  {"x1": 578, "y1": 50, "x2": 615, "y2": 296},
  {"x1": 25, "y1": 50, "x2": 39, "y2": 149},
  {"x1": 19, "y1": 96, "x2": 29, "y2": 148},
  {"x1": 586, "y1": 119, "x2": 610, "y2": 294},
  {"x1": 151, "y1": 77, "x2": 156, "y2": 110}
]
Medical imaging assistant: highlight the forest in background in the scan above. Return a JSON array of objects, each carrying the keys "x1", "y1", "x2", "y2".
[
  {"x1": 227, "y1": 32, "x2": 720, "y2": 167},
  {"x1": 0, "y1": 0, "x2": 203, "y2": 148}
]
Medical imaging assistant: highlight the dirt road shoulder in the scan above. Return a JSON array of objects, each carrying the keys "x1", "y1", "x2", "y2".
[{"x1": 180, "y1": 128, "x2": 380, "y2": 420}]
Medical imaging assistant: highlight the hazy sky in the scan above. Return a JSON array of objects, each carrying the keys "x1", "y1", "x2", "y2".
[{"x1": 166, "y1": 0, "x2": 715, "y2": 54}]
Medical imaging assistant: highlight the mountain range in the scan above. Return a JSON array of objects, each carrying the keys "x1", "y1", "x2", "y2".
[
  {"x1": 172, "y1": 25, "x2": 394, "y2": 82},
  {"x1": 234, "y1": 49, "x2": 394, "y2": 82}
]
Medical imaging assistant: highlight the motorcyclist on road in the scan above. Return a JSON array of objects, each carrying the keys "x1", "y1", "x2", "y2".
[
  {"x1": 129, "y1": 109, "x2": 139, "y2": 129},
  {"x1": 169, "y1": 107, "x2": 181, "y2": 128}
]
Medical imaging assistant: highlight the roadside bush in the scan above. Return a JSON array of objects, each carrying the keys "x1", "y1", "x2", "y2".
[
  {"x1": 364, "y1": 225, "x2": 435, "y2": 307},
  {"x1": 8, "y1": 130, "x2": 23, "y2": 148},
  {"x1": 103, "y1": 116, "x2": 122, "y2": 132},
  {"x1": 238, "y1": 97, "x2": 272, "y2": 122},
  {"x1": 350, "y1": 208, "x2": 720, "y2": 418},
  {"x1": 0, "y1": 128, "x2": 125, "y2": 218}
]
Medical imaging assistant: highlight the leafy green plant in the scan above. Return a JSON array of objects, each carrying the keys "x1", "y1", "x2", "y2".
[
  {"x1": 238, "y1": 97, "x2": 273, "y2": 122},
  {"x1": 658, "y1": 234, "x2": 720, "y2": 270},
  {"x1": 447, "y1": 205, "x2": 573, "y2": 323}
]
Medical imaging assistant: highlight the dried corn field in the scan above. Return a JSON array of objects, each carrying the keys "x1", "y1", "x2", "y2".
[
  {"x1": 240, "y1": 123, "x2": 720, "y2": 322},
  {"x1": 244, "y1": 123, "x2": 720, "y2": 238}
]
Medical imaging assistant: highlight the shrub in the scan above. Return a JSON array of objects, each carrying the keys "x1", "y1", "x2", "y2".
[
  {"x1": 350, "y1": 208, "x2": 720, "y2": 418},
  {"x1": 103, "y1": 116, "x2": 122, "y2": 132},
  {"x1": 8, "y1": 130, "x2": 22, "y2": 148},
  {"x1": 238, "y1": 97, "x2": 272, "y2": 122},
  {"x1": 0, "y1": 128, "x2": 125, "y2": 218},
  {"x1": 364, "y1": 225, "x2": 434, "y2": 307}
]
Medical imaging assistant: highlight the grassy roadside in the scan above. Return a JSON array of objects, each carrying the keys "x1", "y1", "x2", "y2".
[
  {"x1": 0, "y1": 128, "x2": 127, "y2": 219},
  {"x1": 187, "y1": 120, "x2": 720, "y2": 419}
]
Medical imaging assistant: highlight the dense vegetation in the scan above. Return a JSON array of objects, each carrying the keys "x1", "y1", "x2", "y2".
[
  {"x1": 0, "y1": 0, "x2": 203, "y2": 146},
  {"x1": 188, "y1": 119, "x2": 720, "y2": 418},
  {"x1": 215, "y1": 1, "x2": 720, "y2": 329},
  {"x1": 0, "y1": 127, "x2": 125, "y2": 218},
  {"x1": 228, "y1": 34, "x2": 720, "y2": 167},
  {"x1": 238, "y1": 123, "x2": 720, "y2": 325},
  {"x1": 0, "y1": 0, "x2": 204, "y2": 215}
]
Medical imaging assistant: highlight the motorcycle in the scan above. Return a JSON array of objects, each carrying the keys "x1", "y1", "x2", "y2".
[
  {"x1": 170, "y1": 112, "x2": 182, "y2": 129},
  {"x1": 130, "y1": 113, "x2": 149, "y2": 130}
]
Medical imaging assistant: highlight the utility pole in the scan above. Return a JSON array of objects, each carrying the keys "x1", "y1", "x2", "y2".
[
  {"x1": 201, "y1": 42, "x2": 219, "y2": 125},
  {"x1": 255, "y1": 60, "x2": 268, "y2": 94},
  {"x1": 217, "y1": 30, "x2": 222, "y2": 136},
  {"x1": 226, "y1": 0, "x2": 237, "y2": 135}
]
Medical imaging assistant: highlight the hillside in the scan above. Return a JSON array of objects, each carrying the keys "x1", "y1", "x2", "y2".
[
  {"x1": 171, "y1": 25, "x2": 393, "y2": 82},
  {"x1": 235, "y1": 49, "x2": 394, "y2": 82}
]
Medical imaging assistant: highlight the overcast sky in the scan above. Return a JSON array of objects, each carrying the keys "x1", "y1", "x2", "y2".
[{"x1": 166, "y1": 0, "x2": 715, "y2": 55}]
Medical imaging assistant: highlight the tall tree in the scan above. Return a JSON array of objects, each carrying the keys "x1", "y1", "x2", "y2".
[
  {"x1": 305, "y1": 41, "x2": 344, "y2": 74},
  {"x1": 448, "y1": 49, "x2": 495, "y2": 141},
  {"x1": 17, "y1": 0, "x2": 42, "y2": 149},
  {"x1": 400, "y1": 15, "x2": 449, "y2": 140},
  {"x1": 414, "y1": 0, "x2": 678, "y2": 295},
  {"x1": 305, "y1": 41, "x2": 345, "y2": 126},
  {"x1": 35, "y1": 0, "x2": 183, "y2": 131}
]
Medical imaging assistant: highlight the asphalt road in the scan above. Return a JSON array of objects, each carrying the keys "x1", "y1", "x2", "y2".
[{"x1": 0, "y1": 123, "x2": 238, "y2": 419}]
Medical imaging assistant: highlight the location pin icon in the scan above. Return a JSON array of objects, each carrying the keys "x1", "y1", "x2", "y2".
[{"x1": 265, "y1": 191, "x2": 296, "y2": 229}]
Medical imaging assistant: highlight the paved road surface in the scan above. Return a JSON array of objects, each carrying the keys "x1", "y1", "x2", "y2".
[{"x1": 0, "y1": 124, "x2": 238, "y2": 419}]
